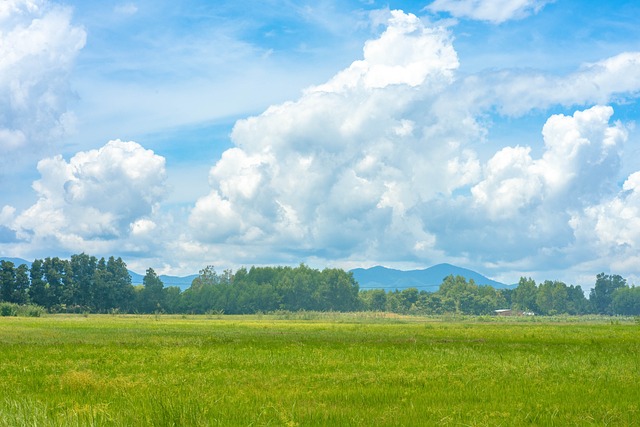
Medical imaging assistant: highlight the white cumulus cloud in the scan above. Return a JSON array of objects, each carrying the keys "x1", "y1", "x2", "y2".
[
  {"x1": 472, "y1": 105, "x2": 627, "y2": 219},
  {"x1": 184, "y1": 8, "x2": 640, "y2": 278},
  {"x1": 570, "y1": 171, "x2": 640, "y2": 261},
  {"x1": 187, "y1": 11, "x2": 470, "y2": 263},
  {"x1": 413, "y1": 105, "x2": 625, "y2": 273},
  {"x1": 310, "y1": 10, "x2": 458, "y2": 92},
  {"x1": 427, "y1": 107, "x2": 628, "y2": 279},
  {"x1": 5, "y1": 140, "x2": 167, "y2": 254}
]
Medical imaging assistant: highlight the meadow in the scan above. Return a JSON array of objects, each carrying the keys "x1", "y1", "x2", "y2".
[{"x1": 0, "y1": 313, "x2": 638, "y2": 426}]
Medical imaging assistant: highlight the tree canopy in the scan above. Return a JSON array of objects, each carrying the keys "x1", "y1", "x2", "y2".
[{"x1": 0, "y1": 254, "x2": 638, "y2": 316}]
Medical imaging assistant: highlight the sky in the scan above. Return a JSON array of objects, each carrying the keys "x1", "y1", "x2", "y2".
[{"x1": 1, "y1": 0, "x2": 640, "y2": 289}]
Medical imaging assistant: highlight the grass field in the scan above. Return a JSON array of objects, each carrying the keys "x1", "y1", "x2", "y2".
[{"x1": 0, "y1": 313, "x2": 638, "y2": 426}]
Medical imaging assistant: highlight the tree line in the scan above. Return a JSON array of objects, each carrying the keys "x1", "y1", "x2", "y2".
[
  {"x1": 360, "y1": 273, "x2": 640, "y2": 316},
  {"x1": 0, "y1": 255, "x2": 360, "y2": 314},
  {"x1": 1, "y1": 254, "x2": 639, "y2": 315}
]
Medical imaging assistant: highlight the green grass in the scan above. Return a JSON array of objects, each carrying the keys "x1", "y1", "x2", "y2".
[{"x1": 0, "y1": 314, "x2": 638, "y2": 426}]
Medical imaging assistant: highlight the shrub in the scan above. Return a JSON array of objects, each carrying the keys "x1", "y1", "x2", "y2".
[
  {"x1": 23, "y1": 305, "x2": 44, "y2": 317},
  {"x1": 0, "y1": 303, "x2": 45, "y2": 317},
  {"x1": 0, "y1": 303, "x2": 18, "y2": 317}
]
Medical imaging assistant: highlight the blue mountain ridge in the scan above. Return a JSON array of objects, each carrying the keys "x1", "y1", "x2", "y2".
[
  {"x1": 1, "y1": 257, "x2": 512, "y2": 292},
  {"x1": 129, "y1": 271, "x2": 198, "y2": 290},
  {"x1": 350, "y1": 263, "x2": 513, "y2": 291}
]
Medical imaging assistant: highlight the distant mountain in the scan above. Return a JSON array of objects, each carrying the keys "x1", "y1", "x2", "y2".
[
  {"x1": 0, "y1": 257, "x2": 32, "y2": 268},
  {"x1": 350, "y1": 263, "x2": 512, "y2": 291},
  {"x1": 129, "y1": 271, "x2": 197, "y2": 291},
  {"x1": 158, "y1": 274, "x2": 198, "y2": 290},
  {"x1": 129, "y1": 270, "x2": 144, "y2": 284},
  {"x1": 2, "y1": 257, "x2": 508, "y2": 293}
]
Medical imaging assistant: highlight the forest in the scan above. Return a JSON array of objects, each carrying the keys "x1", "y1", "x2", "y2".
[{"x1": 0, "y1": 253, "x2": 639, "y2": 315}]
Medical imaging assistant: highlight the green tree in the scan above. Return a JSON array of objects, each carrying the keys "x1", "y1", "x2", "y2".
[
  {"x1": 90, "y1": 256, "x2": 133, "y2": 312},
  {"x1": 29, "y1": 259, "x2": 48, "y2": 308},
  {"x1": 611, "y1": 286, "x2": 640, "y2": 315},
  {"x1": 14, "y1": 263, "x2": 30, "y2": 305},
  {"x1": 359, "y1": 289, "x2": 387, "y2": 311},
  {"x1": 93, "y1": 258, "x2": 111, "y2": 312},
  {"x1": 70, "y1": 253, "x2": 97, "y2": 310},
  {"x1": 0, "y1": 260, "x2": 16, "y2": 303},
  {"x1": 43, "y1": 257, "x2": 72, "y2": 310},
  {"x1": 420, "y1": 292, "x2": 455, "y2": 315},
  {"x1": 536, "y1": 280, "x2": 569, "y2": 315},
  {"x1": 107, "y1": 256, "x2": 134, "y2": 312},
  {"x1": 139, "y1": 268, "x2": 165, "y2": 313},
  {"x1": 512, "y1": 277, "x2": 538, "y2": 312},
  {"x1": 315, "y1": 268, "x2": 360, "y2": 311},
  {"x1": 282, "y1": 265, "x2": 315, "y2": 311},
  {"x1": 164, "y1": 287, "x2": 183, "y2": 314},
  {"x1": 499, "y1": 288, "x2": 514, "y2": 308},
  {"x1": 384, "y1": 290, "x2": 403, "y2": 313},
  {"x1": 399, "y1": 288, "x2": 419, "y2": 313},
  {"x1": 190, "y1": 265, "x2": 220, "y2": 290},
  {"x1": 437, "y1": 275, "x2": 500, "y2": 315},
  {"x1": 182, "y1": 265, "x2": 232, "y2": 313},
  {"x1": 565, "y1": 285, "x2": 589, "y2": 315},
  {"x1": 590, "y1": 273, "x2": 627, "y2": 315}
]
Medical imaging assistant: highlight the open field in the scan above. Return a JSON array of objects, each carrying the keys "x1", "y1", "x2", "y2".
[{"x1": 0, "y1": 314, "x2": 638, "y2": 426}]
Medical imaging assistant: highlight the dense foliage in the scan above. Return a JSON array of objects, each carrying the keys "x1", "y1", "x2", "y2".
[
  {"x1": 0, "y1": 256, "x2": 360, "y2": 314},
  {"x1": 360, "y1": 273, "x2": 639, "y2": 316},
  {"x1": 1, "y1": 254, "x2": 639, "y2": 315},
  {"x1": 179, "y1": 265, "x2": 360, "y2": 314}
]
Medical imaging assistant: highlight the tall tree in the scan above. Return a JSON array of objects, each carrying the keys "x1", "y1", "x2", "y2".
[
  {"x1": 536, "y1": 280, "x2": 568, "y2": 315},
  {"x1": 360, "y1": 289, "x2": 387, "y2": 311},
  {"x1": 190, "y1": 265, "x2": 219, "y2": 290},
  {"x1": 43, "y1": 257, "x2": 72, "y2": 309},
  {"x1": 590, "y1": 273, "x2": 627, "y2": 315},
  {"x1": 565, "y1": 285, "x2": 589, "y2": 315},
  {"x1": 611, "y1": 286, "x2": 640, "y2": 315},
  {"x1": 14, "y1": 263, "x2": 30, "y2": 305},
  {"x1": 107, "y1": 256, "x2": 134, "y2": 312},
  {"x1": 433, "y1": 275, "x2": 505, "y2": 315},
  {"x1": 70, "y1": 253, "x2": 97, "y2": 310},
  {"x1": 399, "y1": 288, "x2": 419, "y2": 313},
  {"x1": 315, "y1": 268, "x2": 360, "y2": 312},
  {"x1": 93, "y1": 257, "x2": 110, "y2": 312},
  {"x1": 29, "y1": 259, "x2": 48, "y2": 308},
  {"x1": 139, "y1": 268, "x2": 165, "y2": 313},
  {"x1": 512, "y1": 277, "x2": 538, "y2": 312},
  {"x1": 0, "y1": 260, "x2": 16, "y2": 303}
]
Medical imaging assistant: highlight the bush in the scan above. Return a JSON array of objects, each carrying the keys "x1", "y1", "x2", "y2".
[
  {"x1": 22, "y1": 305, "x2": 44, "y2": 317},
  {"x1": 0, "y1": 303, "x2": 45, "y2": 317},
  {"x1": 0, "y1": 303, "x2": 18, "y2": 317}
]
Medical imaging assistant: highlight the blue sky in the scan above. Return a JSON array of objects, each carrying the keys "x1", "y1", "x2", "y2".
[{"x1": 1, "y1": 0, "x2": 640, "y2": 289}]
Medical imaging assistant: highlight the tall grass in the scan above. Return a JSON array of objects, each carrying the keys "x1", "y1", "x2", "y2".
[{"x1": 0, "y1": 314, "x2": 638, "y2": 425}]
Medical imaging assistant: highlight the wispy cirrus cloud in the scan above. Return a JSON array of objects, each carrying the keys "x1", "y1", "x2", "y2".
[
  {"x1": 114, "y1": 3, "x2": 137, "y2": 16},
  {"x1": 426, "y1": 0, "x2": 553, "y2": 23},
  {"x1": 0, "y1": 0, "x2": 85, "y2": 159}
]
